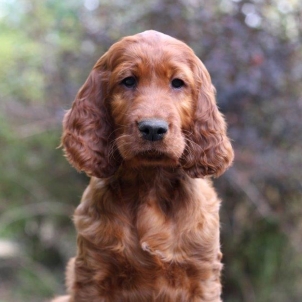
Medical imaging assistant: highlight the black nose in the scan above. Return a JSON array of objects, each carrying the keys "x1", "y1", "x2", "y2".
[{"x1": 138, "y1": 119, "x2": 168, "y2": 141}]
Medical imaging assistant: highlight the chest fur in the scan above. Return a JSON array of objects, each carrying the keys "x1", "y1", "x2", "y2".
[{"x1": 72, "y1": 176, "x2": 221, "y2": 301}]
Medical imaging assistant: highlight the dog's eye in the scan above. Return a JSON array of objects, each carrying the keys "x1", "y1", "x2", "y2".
[
  {"x1": 121, "y1": 76, "x2": 136, "y2": 88},
  {"x1": 171, "y1": 78, "x2": 185, "y2": 89}
]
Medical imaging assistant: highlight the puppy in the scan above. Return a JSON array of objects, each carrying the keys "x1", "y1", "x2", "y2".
[{"x1": 53, "y1": 30, "x2": 233, "y2": 302}]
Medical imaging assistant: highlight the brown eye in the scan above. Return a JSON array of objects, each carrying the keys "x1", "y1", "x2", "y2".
[
  {"x1": 171, "y1": 78, "x2": 185, "y2": 89},
  {"x1": 121, "y1": 76, "x2": 136, "y2": 88}
]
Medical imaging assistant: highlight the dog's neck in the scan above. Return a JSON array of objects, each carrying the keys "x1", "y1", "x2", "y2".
[
  {"x1": 103, "y1": 164, "x2": 194, "y2": 216},
  {"x1": 111, "y1": 164, "x2": 187, "y2": 188}
]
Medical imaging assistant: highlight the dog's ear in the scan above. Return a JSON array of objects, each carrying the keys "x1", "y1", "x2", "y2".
[
  {"x1": 181, "y1": 58, "x2": 234, "y2": 178},
  {"x1": 61, "y1": 55, "x2": 122, "y2": 178}
]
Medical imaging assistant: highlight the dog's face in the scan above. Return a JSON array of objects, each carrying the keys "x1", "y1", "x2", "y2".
[
  {"x1": 62, "y1": 31, "x2": 233, "y2": 178},
  {"x1": 106, "y1": 32, "x2": 197, "y2": 168}
]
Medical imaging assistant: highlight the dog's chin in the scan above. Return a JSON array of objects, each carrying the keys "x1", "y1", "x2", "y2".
[{"x1": 127, "y1": 150, "x2": 180, "y2": 168}]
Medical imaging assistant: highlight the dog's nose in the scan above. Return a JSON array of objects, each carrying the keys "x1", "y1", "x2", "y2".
[{"x1": 138, "y1": 119, "x2": 168, "y2": 141}]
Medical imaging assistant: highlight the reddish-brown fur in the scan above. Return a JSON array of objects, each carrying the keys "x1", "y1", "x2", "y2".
[{"x1": 52, "y1": 30, "x2": 233, "y2": 302}]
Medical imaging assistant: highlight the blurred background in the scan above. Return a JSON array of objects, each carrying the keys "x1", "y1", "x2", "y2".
[{"x1": 0, "y1": 0, "x2": 301, "y2": 301}]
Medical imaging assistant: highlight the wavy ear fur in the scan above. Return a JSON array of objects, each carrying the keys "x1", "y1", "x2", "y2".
[
  {"x1": 181, "y1": 59, "x2": 234, "y2": 178},
  {"x1": 61, "y1": 56, "x2": 122, "y2": 178}
]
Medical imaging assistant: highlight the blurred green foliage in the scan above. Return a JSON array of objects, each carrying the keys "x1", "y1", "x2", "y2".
[{"x1": 0, "y1": 0, "x2": 301, "y2": 301}]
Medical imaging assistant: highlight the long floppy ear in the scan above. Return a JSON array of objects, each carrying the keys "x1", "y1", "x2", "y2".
[
  {"x1": 61, "y1": 56, "x2": 122, "y2": 178},
  {"x1": 181, "y1": 58, "x2": 234, "y2": 178}
]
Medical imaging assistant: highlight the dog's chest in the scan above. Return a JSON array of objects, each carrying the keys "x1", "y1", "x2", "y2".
[{"x1": 74, "y1": 177, "x2": 221, "y2": 301}]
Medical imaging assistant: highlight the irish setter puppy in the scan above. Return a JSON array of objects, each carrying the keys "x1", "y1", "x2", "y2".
[{"x1": 53, "y1": 30, "x2": 233, "y2": 302}]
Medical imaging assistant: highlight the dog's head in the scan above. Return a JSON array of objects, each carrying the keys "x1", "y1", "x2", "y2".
[{"x1": 62, "y1": 30, "x2": 233, "y2": 178}]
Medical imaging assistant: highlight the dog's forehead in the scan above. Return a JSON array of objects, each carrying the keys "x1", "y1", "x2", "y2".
[
  {"x1": 106, "y1": 30, "x2": 195, "y2": 68},
  {"x1": 124, "y1": 30, "x2": 192, "y2": 54}
]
